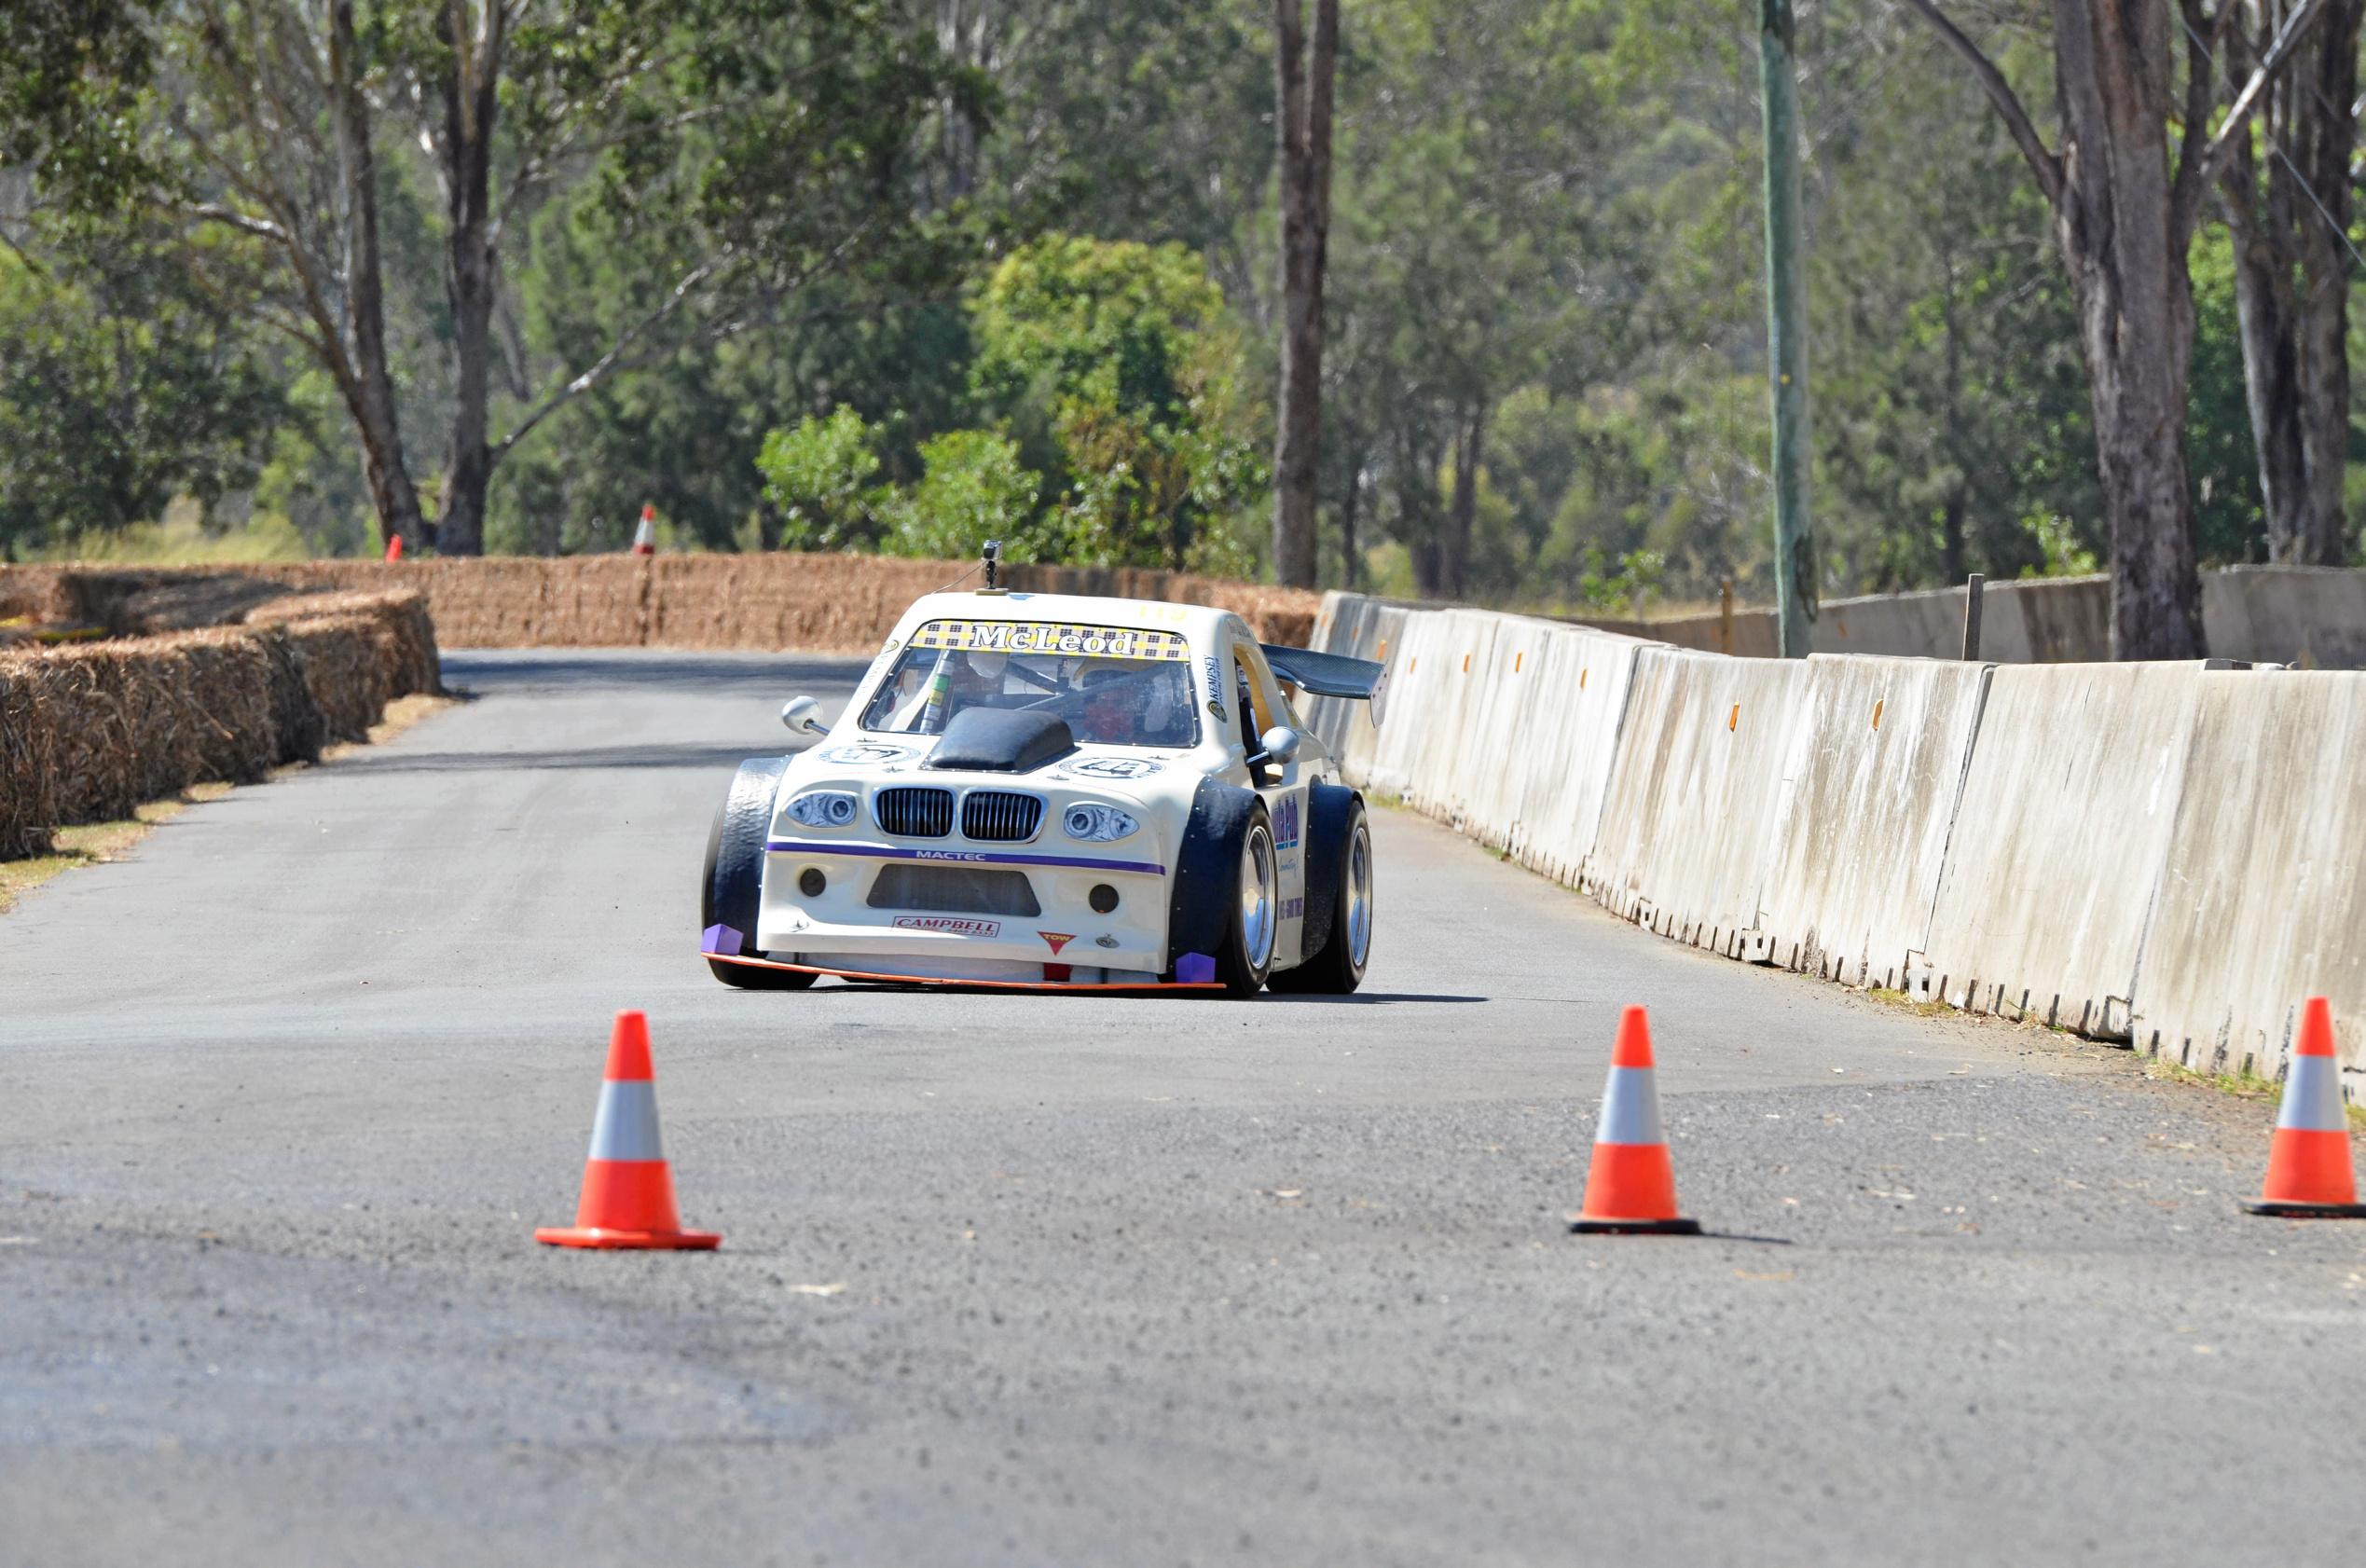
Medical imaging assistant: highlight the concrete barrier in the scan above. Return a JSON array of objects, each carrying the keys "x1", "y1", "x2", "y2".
[
  {"x1": 2130, "y1": 670, "x2": 2366, "y2": 1077},
  {"x1": 1306, "y1": 589, "x2": 2365, "y2": 1100},
  {"x1": 1497, "y1": 621, "x2": 1659, "y2": 886},
  {"x1": 1754, "y1": 655, "x2": 1991, "y2": 988},
  {"x1": 1584, "y1": 650, "x2": 1816, "y2": 953},
  {"x1": 2201, "y1": 567, "x2": 2366, "y2": 668},
  {"x1": 1914, "y1": 662, "x2": 2210, "y2": 1037}
]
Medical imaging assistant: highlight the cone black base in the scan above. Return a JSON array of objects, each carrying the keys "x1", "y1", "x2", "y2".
[
  {"x1": 1568, "y1": 1215, "x2": 1701, "y2": 1235},
  {"x1": 2238, "y1": 1198, "x2": 2366, "y2": 1219}
]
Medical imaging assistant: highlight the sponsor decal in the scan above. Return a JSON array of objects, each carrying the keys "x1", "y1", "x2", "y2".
[
  {"x1": 1273, "y1": 793, "x2": 1301, "y2": 850},
  {"x1": 1203, "y1": 655, "x2": 1227, "y2": 721},
  {"x1": 820, "y1": 742, "x2": 914, "y2": 765},
  {"x1": 1280, "y1": 897, "x2": 1305, "y2": 921},
  {"x1": 906, "y1": 619, "x2": 1190, "y2": 661},
  {"x1": 1039, "y1": 930, "x2": 1076, "y2": 955},
  {"x1": 893, "y1": 915, "x2": 1000, "y2": 937},
  {"x1": 766, "y1": 838, "x2": 1168, "y2": 876},
  {"x1": 1094, "y1": 934, "x2": 1121, "y2": 949},
  {"x1": 1063, "y1": 756, "x2": 1162, "y2": 780}
]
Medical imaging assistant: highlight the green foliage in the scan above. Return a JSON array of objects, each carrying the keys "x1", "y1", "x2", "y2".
[
  {"x1": 0, "y1": 235, "x2": 284, "y2": 558},
  {"x1": 755, "y1": 407, "x2": 894, "y2": 552},
  {"x1": 0, "y1": 0, "x2": 157, "y2": 213},
  {"x1": 884, "y1": 430, "x2": 1048, "y2": 561},
  {"x1": 970, "y1": 234, "x2": 1264, "y2": 571}
]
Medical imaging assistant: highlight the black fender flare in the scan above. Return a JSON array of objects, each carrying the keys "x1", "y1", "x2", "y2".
[
  {"x1": 1296, "y1": 781, "x2": 1362, "y2": 963},
  {"x1": 701, "y1": 755, "x2": 790, "y2": 956},
  {"x1": 1165, "y1": 776, "x2": 1261, "y2": 971}
]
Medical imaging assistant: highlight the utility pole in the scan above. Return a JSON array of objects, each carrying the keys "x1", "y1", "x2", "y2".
[{"x1": 1758, "y1": 0, "x2": 1818, "y2": 657}]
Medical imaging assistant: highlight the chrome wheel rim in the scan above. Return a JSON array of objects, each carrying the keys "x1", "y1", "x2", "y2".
[
  {"x1": 1344, "y1": 821, "x2": 1373, "y2": 970},
  {"x1": 1240, "y1": 823, "x2": 1276, "y2": 970}
]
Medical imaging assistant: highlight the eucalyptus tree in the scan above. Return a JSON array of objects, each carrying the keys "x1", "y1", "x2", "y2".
[{"x1": 1902, "y1": 0, "x2": 2329, "y2": 655}]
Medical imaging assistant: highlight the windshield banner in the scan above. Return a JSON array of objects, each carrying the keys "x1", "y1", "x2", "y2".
[{"x1": 907, "y1": 620, "x2": 1190, "y2": 662}]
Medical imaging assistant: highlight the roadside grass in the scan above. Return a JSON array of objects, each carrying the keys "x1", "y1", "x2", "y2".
[
  {"x1": 1859, "y1": 979, "x2": 2366, "y2": 1131},
  {"x1": 1864, "y1": 985, "x2": 1952, "y2": 1020},
  {"x1": 0, "y1": 691, "x2": 459, "y2": 915}
]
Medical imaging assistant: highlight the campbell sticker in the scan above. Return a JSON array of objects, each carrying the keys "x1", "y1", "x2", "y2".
[{"x1": 893, "y1": 915, "x2": 999, "y2": 937}]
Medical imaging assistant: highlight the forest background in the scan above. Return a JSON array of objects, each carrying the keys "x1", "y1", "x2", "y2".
[{"x1": 2, "y1": 0, "x2": 2357, "y2": 619}]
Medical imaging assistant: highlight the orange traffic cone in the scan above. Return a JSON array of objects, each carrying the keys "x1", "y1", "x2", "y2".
[
  {"x1": 630, "y1": 503, "x2": 656, "y2": 557},
  {"x1": 383, "y1": 533, "x2": 404, "y2": 562},
  {"x1": 2241, "y1": 997, "x2": 2366, "y2": 1218},
  {"x1": 1569, "y1": 1006, "x2": 1699, "y2": 1235},
  {"x1": 536, "y1": 1011, "x2": 721, "y2": 1250}
]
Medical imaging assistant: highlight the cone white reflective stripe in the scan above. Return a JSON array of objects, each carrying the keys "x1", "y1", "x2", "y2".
[
  {"x1": 2281, "y1": 1052, "x2": 2348, "y2": 1133},
  {"x1": 588, "y1": 1080, "x2": 666, "y2": 1162},
  {"x1": 1595, "y1": 1065, "x2": 1664, "y2": 1146}
]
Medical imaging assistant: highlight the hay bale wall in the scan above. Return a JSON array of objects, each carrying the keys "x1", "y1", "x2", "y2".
[
  {"x1": 0, "y1": 554, "x2": 1320, "y2": 653},
  {"x1": 0, "y1": 588, "x2": 442, "y2": 860}
]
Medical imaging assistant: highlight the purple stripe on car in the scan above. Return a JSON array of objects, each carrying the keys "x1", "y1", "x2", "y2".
[{"x1": 764, "y1": 839, "x2": 1165, "y2": 876}]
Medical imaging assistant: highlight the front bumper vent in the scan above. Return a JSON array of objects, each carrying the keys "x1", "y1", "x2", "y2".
[
  {"x1": 866, "y1": 864, "x2": 1041, "y2": 918},
  {"x1": 961, "y1": 791, "x2": 1043, "y2": 843},
  {"x1": 874, "y1": 786, "x2": 954, "y2": 838}
]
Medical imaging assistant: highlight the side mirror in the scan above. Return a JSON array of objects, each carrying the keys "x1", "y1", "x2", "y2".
[
  {"x1": 780, "y1": 695, "x2": 828, "y2": 736},
  {"x1": 1257, "y1": 724, "x2": 1301, "y2": 765}
]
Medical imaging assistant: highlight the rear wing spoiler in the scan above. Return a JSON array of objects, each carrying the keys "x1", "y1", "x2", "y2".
[{"x1": 1261, "y1": 643, "x2": 1389, "y2": 727}]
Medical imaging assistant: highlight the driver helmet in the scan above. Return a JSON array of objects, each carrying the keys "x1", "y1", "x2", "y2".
[
  {"x1": 962, "y1": 649, "x2": 1010, "y2": 685},
  {"x1": 1080, "y1": 665, "x2": 1138, "y2": 741}
]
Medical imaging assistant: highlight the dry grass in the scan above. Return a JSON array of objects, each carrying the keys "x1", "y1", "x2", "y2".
[{"x1": 0, "y1": 783, "x2": 230, "y2": 914}]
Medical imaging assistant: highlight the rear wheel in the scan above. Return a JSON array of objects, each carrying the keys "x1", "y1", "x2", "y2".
[
  {"x1": 1269, "y1": 798, "x2": 1371, "y2": 995},
  {"x1": 1216, "y1": 805, "x2": 1278, "y2": 997}
]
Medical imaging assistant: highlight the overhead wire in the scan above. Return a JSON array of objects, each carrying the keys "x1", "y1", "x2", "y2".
[{"x1": 2176, "y1": 7, "x2": 2366, "y2": 278}]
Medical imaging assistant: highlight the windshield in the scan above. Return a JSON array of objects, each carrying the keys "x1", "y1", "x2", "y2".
[{"x1": 860, "y1": 619, "x2": 1203, "y2": 750}]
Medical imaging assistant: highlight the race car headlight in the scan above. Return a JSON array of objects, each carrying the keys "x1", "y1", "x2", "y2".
[
  {"x1": 785, "y1": 790, "x2": 859, "y2": 828},
  {"x1": 1063, "y1": 803, "x2": 1137, "y2": 842}
]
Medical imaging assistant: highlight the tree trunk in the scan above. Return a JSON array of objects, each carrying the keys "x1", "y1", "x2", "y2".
[
  {"x1": 327, "y1": 0, "x2": 428, "y2": 549},
  {"x1": 2218, "y1": 0, "x2": 2358, "y2": 565},
  {"x1": 1396, "y1": 412, "x2": 1447, "y2": 598},
  {"x1": 1338, "y1": 437, "x2": 1361, "y2": 592},
  {"x1": 1269, "y1": 0, "x2": 1338, "y2": 589},
  {"x1": 2292, "y1": 0, "x2": 2359, "y2": 564},
  {"x1": 1438, "y1": 402, "x2": 1483, "y2": 602},
  {"x1": 2225, "y1": 191, "x2": 2308, "y2": 557},
  {"x1": 1939, "y1": 263, "x2": 1967, "y2": 585},
  {"x1": 434, "y1": 3, "x2": 505, "y2": 558},
  {"x1": 2051, "y1": 0, "x2": 2205, "y2": 658}
]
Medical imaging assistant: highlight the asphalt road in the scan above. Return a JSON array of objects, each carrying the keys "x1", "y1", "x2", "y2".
[{"x1": 4, "y1": 648, "x2": 2363, "y2": 1568}]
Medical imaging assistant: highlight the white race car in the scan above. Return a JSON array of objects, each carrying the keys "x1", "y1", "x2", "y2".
[{"x1": 699, "y1": 557, "x2": 1383, "y2": 996}]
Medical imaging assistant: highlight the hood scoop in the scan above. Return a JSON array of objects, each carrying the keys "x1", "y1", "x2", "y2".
[{"x1": 923, "y1": 708, "x2": 1077, "y2": 774}]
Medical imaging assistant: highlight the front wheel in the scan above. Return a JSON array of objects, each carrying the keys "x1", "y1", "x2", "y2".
[
  {"x1": 1216, "y1": 805, "x2": 1278, "y2": 997},
  {"x1": 1269, "y1": 797, "x2": 1371, "y2": 995},
  {"x1": 702, "y1": 757, "x2": 817, "y2": 991}
]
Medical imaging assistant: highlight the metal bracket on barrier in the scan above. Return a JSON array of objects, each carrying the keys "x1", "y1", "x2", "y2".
[
  {"x1": 2098, "y1": 996, "x2": 2134, "y2": 1042},
  {"x1": 1904, "y1": 952, "x2": 1937, "y2": 1005}
]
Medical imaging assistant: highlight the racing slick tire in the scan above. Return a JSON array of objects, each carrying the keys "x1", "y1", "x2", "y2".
[
  {"x1": 1267, "y1": 789, "x2": 1370, "y2": 995},
  {"x1": 701, "y1": 756, "x2": 816, "y2": 991},
  {"x1": 1214, "y1": 801, "x2": 1279, "y2": 997}
]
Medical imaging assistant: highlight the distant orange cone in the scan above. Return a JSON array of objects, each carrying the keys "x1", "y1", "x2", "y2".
[
  {"x1": 630, "y1": 503, "x2": 656, "y2": 557},
  {"x1": 536, "y1": 1011, "x2": 721, "y2": 1250},
  {"x1": 1569, "y1": 1006, "x2": 1700, "y2": 1235},
  {"x1": 383, "y1": 533, "x2": 404, "y2": 562},
  {"x1": 2241, "y1": 997, "x2": 2366, "y2": 1218}
]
